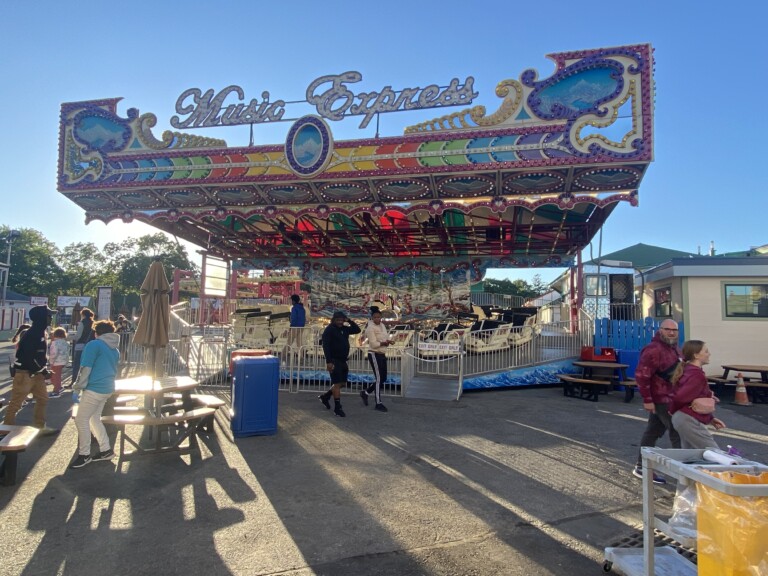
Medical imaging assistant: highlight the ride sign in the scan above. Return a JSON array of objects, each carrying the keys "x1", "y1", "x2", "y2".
[{"x1": 170, "y1": 71, "x2": 477, "y2": 130}]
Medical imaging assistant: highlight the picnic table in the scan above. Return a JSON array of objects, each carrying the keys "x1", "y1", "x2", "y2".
[
  {"x1": 710, "y1": 364, "x2": 768, "y2": 403},
  {"x1": 101, "y1": 376, "x2": 220, "y2": 463},
  {"x1": 560, "y1": 361, "x2": 631, "y2": 402}
]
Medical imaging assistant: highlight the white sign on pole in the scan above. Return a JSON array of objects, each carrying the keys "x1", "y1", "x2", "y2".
[
  {"x1": 204, "y1": 257, "x2": 228, "y2": 297},
  {"x1": 97, "y1": 286, "x2": 112, "y2": 320},
  {"x1": 30, "y1": 296, "x2": 49, "y2": 306},
  {"x1": 56, "y1": 296, "x2": 91, "y2": 307}
]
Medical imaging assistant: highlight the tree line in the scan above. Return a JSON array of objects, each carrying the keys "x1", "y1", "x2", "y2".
[
  {"x1": 1, "y1": 224, "x2": 549, "y2": 312},
  {"x1": 481, "y1": 276, "x2": 550, "y2": 299},
  {"x1": 0, "y1": 225, "x2": 198, "y2": 313}
]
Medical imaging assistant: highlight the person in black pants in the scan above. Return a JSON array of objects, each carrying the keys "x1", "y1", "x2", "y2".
[
  {"x1": 319, "y1": 311, "x2": 361, "y2": 418},
  {"x1": 632, "y1": 319, "x2": 682, "y2": 484},
  {"x1": 71, "y1": 308, "x2": 95, "y2": 384},
  {"x1": 361, "y1": 307, "x2": 391, "y2": 412}
]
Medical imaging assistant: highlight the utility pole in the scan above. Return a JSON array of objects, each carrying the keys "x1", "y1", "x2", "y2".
[{"x1": 1, "y1": 229, "x2": 21, "y2": 307}]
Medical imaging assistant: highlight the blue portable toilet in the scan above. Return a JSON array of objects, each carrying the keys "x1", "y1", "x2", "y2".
[{"x1": 231, "y1": 355, "x2": 280, "y2": 437}]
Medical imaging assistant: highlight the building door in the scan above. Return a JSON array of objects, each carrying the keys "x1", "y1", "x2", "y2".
[{"x1": 610, "y1": 274, "x2": 635, "y2": 320}]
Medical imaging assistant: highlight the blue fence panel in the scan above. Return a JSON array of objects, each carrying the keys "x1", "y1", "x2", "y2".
[
  {"x1": 594, "y1": 318, "x2": 684, "y2": 351},
  {"x1": 616, "y1": 349, "x2": 640, "y2": 378}
]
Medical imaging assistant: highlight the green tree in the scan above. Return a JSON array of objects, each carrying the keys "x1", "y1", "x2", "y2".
[
  {"x1": 0, "y1": 226, "x2": 65, "y2": 298},
  {"x1": 482, "y1": 277, "x2": 538, "y2": 299},
  {"x1": 117, "y1": 234, "x2": 198, "y2": 295},
  {"x1": 0, "y1": 226, "x2": 199, "y2": 310},
  {"x1": 530, "y1": 274, "x2": 548, "y2": 296},
  {"x1": 60, "y1": 242, "x2": 107, "y2": 296}
]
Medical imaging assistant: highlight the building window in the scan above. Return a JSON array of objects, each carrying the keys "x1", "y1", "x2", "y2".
[
  {"x1": 654, "y1": 287, "x2": 672, "y2": 317},
  {"x1": 725, "y1": 284, "x2": 768, "y2": 318},
  {"x1": 585, "y1": 274, "x2": 608, "y2": 296}
]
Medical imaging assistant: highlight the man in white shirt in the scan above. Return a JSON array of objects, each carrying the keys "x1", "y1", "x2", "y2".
[{"x1": 361, "y1": 307, "x2": 391, "y2": 412}]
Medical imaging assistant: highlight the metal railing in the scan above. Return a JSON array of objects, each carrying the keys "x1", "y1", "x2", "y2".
[
  {"x1": 155, "y1": 314, "x2": 593, "y2": 397},
  {"x1": 407, "y1": 319, "x2": 593, "y2": 379},
  {"x1": 470, "y1": 292, "x2": 525, "y2": 308}
]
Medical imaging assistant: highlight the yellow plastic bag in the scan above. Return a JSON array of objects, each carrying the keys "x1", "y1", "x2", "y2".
[{"x1": 697, "y1": 470, "x2": 768, "y2": 576}]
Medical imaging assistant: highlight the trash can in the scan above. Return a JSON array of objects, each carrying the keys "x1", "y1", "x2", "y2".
[
  {"x1": 229, "y1": 348, "x2": 270, "y2": 376},
  {"x1": 697, "y1": 469, "x2": 768, "y2": 575},
  {"x1": 231, "y1": 355, "x2": 280, "y2": 437}
]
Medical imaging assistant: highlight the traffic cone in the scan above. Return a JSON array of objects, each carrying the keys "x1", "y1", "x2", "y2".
[{"x1": 732, "y1": 373, "x2": 752, "y2": 406}]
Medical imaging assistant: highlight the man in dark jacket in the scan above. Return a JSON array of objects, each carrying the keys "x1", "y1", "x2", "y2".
[
  {"x1": 4, "y1": 305, "x2": 58, "y2": 433},
  {"x1": 632, "y1": 319, "x2": 682, "y2": 484},
  {"x1": 319, "y1": 311, "x2": 361, "y2": 417}
]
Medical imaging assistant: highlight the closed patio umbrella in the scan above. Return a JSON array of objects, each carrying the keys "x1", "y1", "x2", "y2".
[
  {"x1": 133, "y1": 260, "x2": 171, "y2": 379},
  {"x1": 71, "y1": 301, "x2": 82, "y2": 328}
]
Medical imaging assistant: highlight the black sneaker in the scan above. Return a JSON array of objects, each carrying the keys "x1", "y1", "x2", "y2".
[
  {"x1": 374, "y1": 403, "x2": 388, "y2": 413},
  {"x1": 69, "y1": 455, "x2": 92, "y2": 469},
  {"x1": 360, "y1": 390, "x2": 369, "y2": 406},
  {"x1": 318, "y1": 394, "x2": 331, "y2": 410},
  {"x1": 632, "y1": 465, "x2": 666, "y2": 485},
  {"x1": 334, "y1": 405, "x2": 346, "y2": 418},
  {"x1": 93, "y1": 449, "x2": 115, "y2": 462}
]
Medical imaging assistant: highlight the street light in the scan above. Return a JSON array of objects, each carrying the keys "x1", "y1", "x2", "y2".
[{"x1": 1, "y1": 229, "x2": 21, "y2": 307}]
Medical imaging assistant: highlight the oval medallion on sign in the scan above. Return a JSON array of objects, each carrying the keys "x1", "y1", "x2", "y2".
[{"x1": 285, "y1": 115, "x2": 333, "y2": 178}]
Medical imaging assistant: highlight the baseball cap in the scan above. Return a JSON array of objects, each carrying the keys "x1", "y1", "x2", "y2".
[{"x1": 331, "y1": 311, "x2": 346, "y2": 320}]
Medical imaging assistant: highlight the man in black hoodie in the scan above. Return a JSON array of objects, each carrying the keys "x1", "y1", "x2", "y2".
[
  {"x1": 5, "y1": 305, "x2": 58, "y2": 433},
  {"x1": 319, "y1": 311, "x2": 361, "y2": 417}
]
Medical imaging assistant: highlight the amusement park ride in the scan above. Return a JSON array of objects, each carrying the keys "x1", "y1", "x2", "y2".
[{"x1": 57, "y1": 44, "x2": 654, "y2": 325}]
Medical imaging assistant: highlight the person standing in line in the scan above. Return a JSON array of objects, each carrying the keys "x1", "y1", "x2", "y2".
[
  {"x1": 11, "y1": 323, "x2": 31, "y2": 346},
  {"x1": 668, "y1": 340, "x2": 726, "y2": 449},
  {"x1": 6, "y1": 324, "x2": 30, "y2": 408},
  {"x1": 47, "y1": 327, "x2": 70, "y2": 398},
  {"x1": 4, "y1": 306, "x2": 58, "y2": 434},
  {"x1": 361, "y1": 307, "x2": 391, "y2": 412},
  {"x1": 319, "y1": 311, "x2": 361, "y2": 418},
  {"x1": 116, "y1": 316, "x2": 132, "y2": 364},
  {"x1": 288, "y1": 294, "x2": 306, "y2": 349},
  {"x1": 69, "y1": 319, "x2": 120, "y2": 469},
  {"x1": 632, "y1": 319, "x2": 683, "y2": 484},
  {"x1": 70, "y1": 307, "x2": 95, "y2": 384}
]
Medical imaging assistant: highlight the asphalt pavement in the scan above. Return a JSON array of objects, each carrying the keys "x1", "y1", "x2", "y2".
[{"x1": 1, "y1": 339, "x2": 767, "y2": 575}]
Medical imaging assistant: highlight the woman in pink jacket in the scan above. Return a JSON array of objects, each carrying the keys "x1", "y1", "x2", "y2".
[{"x1": 668, "y1": 340, "x2": 726, "y2": 449}]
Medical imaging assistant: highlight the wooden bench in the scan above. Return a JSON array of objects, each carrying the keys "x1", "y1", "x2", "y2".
[
  {"x1": 743, "y1": 382, "x2": 768, "y2": 403},
  {"x1": 720, "y1": 380, "x2": 768, "y2": 404},
  {"x1": 559, "y1": 375, "x2": 613, "y2": 402},
  {"x1": 101, "y1": 407, "x2": 216, "y2": 461},
  {"x1": 619, "y1": 379, "x2": 638, "y2": 403},
  {"x1": 0, "y1": 425, "x2": 40, "y2": 486},
  {"x1": 158, "y1": 393, "x2": 226, "y2": 428},
  {"x1": 706, "y1": 376, "x2": 735, "y2": 397},
  {"x1": 161, "y1": 393, "x2": 226, "y2": 431}
]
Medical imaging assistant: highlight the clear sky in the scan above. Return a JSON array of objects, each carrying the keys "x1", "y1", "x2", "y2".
[{"x1": 2, "y1": 1, "x2": 766, "y2": 286}]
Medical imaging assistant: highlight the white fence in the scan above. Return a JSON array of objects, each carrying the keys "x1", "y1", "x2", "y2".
[
  {"x1": 151, "y1": 316, "x2": 593, "y2": 399},
  {"x1": 0, "y1": 306, "x2": 26, "y2": 332}
]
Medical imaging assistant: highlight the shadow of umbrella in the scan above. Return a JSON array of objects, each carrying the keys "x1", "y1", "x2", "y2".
[{"x1": 132, "y1": 260, "x2": 170, "y2": 380}]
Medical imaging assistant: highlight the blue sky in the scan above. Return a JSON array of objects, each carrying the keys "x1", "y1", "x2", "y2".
[{"x1": 1, "y1": 1, "x2": 766, "y2": 286}]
